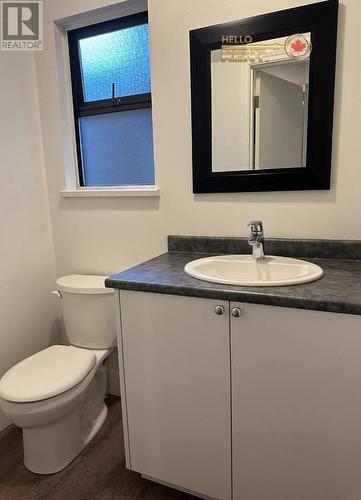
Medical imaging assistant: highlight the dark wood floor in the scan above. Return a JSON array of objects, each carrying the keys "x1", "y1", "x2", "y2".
[{"x1": 0, "y1": 397, "x2": 196, "y2": 500}]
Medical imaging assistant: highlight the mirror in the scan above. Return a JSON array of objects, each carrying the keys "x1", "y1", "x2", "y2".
[
  {"x1": 211, "y1": 34, "x2": 310, "y2": 172},
  {"x1": 190, "y1": 0, "x2": 338, "y2": 193}
]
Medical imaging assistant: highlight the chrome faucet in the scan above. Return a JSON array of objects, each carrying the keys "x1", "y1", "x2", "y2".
[{"x1": 248, "y1": 220, "x2": 264, "y2": 260}]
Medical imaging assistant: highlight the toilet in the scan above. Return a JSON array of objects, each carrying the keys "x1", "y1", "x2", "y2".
[{"x1": 0, "y1": 275, "x2": 116, "y2": 475}]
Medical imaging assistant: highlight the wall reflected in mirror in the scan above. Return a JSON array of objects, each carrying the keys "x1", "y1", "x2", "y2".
[{"x1": 211, "y1": 33, "x2": 310, "y2": 172}]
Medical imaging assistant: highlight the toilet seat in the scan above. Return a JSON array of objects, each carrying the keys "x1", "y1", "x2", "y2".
[{"x1": 0, "y1": 345, "x2": 96, "y2": 403}]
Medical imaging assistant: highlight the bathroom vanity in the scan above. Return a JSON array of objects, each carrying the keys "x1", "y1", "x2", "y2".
[{"x1": 106, "y1": 236, "x2": 361, "y2": 500}]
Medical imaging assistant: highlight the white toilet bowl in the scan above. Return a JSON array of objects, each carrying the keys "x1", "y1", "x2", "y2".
[
  {"x1": 0, "y1": 275, "x2": 116, "y2": 475},
  {"x1": 0, "y1": 345, "x2": 112, "y2": 474}
]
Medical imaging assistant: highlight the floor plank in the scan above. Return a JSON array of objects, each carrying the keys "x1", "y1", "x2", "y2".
[{"x1": 0, "y1": 397, "x2": 196, "y2": 500}]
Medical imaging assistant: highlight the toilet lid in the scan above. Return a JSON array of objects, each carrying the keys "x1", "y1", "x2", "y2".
[
  {"x1": 0, "y1": 345, "x2": 96, "y2": 403},
  {"x1": 56, "y1": 275, "x2": 113, "y2": 294}
]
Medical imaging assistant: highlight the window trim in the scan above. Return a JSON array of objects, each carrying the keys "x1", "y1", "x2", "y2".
[
  {"x1": 59, "y1": 186, "x2": 160, "y2": 198},
  {"x1": 67, "y1": 11, "x2": 152, "y2": 187}
]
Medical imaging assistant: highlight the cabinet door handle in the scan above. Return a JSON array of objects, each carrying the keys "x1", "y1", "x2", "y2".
[
  {"x1": 231, "y1": 307, "x2": 241, "y2": 318},
  {"x1": 215, "y1": 305, "x2": 225, "y2": 315}
]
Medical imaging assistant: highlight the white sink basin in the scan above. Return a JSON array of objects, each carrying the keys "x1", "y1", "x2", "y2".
[{"x1": 184, "y1": 255, "x2": 323, "y2": 287}]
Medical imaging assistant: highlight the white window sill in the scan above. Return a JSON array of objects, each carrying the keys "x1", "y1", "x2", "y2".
[{"x1": 60, "y1": 186, "x2": 160, "y2": 198}]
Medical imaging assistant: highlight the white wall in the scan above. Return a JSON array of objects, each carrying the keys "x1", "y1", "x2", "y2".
[
  {"x1": 35, "y1": 0, "x2": 361, "y2": 279},
  {"x1": 0, "y1": 52, "x2": 59, "y2": 431},
  {"x1": 211, "y1": 50, "x2": 251, "y2": 171}
]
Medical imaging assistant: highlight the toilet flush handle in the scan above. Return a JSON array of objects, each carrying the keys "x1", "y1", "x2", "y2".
[{"x1": 51, "y1": 290, "x2": 62, "y2": 299}]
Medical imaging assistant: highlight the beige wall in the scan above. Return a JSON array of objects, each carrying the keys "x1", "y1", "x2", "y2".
[
  {"x1": 35, "y1": 0, "x2": 361, "y2": 279},
  {"x1": 0, "y1": 52, "x2": 59, "y2": 431}
]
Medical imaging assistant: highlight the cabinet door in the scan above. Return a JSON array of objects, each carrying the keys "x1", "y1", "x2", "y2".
[
  {"x1": 231, "y1": 302, "x2": 361, "y2": 500},
  {"x1": 120, "y1": 291, "x2": 231, "y2": 500}
]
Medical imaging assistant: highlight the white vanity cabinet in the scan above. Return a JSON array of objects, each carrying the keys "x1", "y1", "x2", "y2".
[
  {"x1": 118, "y1": 291, "x2": 232, "y2": 500},
  {"x1": 230, "y1": 303, "x2": 361, "y2": 500},
  {"x1": 117, "y1": 290, "x2": 361, "y2": 500}
]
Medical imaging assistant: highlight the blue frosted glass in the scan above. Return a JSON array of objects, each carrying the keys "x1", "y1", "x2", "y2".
[
  {"x1": 79, "y1": 24, "x2": 151, "y2": 102},
  {"x1": 79, "y1": 108, "x2": 155, "y2": 186}
]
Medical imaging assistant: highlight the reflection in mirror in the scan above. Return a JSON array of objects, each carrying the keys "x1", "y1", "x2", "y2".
[{"x1": 211, "y1": 33, "x2": 310, "y2": 172}]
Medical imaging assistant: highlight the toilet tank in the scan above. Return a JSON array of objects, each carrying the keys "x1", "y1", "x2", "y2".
[{"x1": 56, "y1": 275, "x2": 116, "y2": 349}]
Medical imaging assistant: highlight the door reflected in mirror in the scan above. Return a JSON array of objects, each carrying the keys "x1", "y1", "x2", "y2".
[{"x1": 211, "y1": 33, "x2": 310, "y2": 172}]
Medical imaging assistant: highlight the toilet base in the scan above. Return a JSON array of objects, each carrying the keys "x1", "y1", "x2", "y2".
[
  {"x1": 23, "y1": 401, "x2": 108, "y2": 475},
  {"x1": 22, "y1": 363, "x2": 108, "y2": 475}
]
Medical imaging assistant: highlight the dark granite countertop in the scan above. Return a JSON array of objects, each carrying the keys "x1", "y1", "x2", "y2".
[{"x1": 105, "y1": 236, "x2": 361, "y2": 316}]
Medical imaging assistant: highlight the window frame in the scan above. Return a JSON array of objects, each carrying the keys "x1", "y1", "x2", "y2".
[{"x1": 67, "y1": 11, "x2": 152, "y2": 187}]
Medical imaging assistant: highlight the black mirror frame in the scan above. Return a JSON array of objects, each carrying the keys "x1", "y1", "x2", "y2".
[{"x1": 190, "y1": 0, "x2": 338, "y2": 193}]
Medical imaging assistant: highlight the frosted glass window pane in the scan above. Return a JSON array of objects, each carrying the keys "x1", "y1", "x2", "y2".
[
  {"x1": 79, "y1": 108, "x2": 155, "y2": 186},
  {"x1": 79, "y1": 24, "x2": 151, "y2": 102}
]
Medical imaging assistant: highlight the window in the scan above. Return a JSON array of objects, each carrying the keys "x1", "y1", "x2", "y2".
[{"x1": 68, "y1": 12, "x2": 155, "y2": 188}]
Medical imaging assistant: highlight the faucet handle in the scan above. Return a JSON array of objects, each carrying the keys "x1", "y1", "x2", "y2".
[{"x1": 248, "y1": 220, "x2": 263, "y2": 233}]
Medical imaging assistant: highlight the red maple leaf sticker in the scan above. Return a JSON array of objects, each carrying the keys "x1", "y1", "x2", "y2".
[{"x1": 291, "y1": 38, "x2": 307, "y2": 53}]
